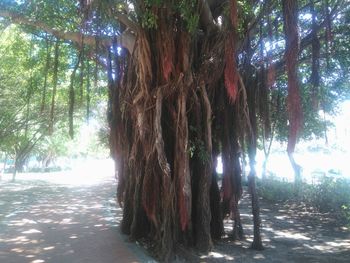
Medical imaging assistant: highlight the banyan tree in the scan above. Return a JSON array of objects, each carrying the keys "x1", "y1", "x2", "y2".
[{"x1": 1, "y1": 0, "x2": 348, "y2": 261}]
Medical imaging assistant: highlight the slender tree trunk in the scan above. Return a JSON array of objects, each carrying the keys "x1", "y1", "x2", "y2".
[
  {"x1": 283, "y1": 0, "x2": 303, "y2": 185},
  {"x1": 246, "y1": 66, "x2": 264, "y2": 250},
  {"x1": 223, "y1": 101, "x2": 243, "y2": 240},
  {"x1": 49, "y1": 40, "x2": 60, "y2": 135},
  {"x1": 41, "y1": 35, "x2": 51, "y2": 113},
  {"x1": 3, "y1": 155, "x2": 7, "y2": 173},
  {"x1": 288, "y1": 152, "x2": 302, "y2": 185},
  {"x1": 0, "y1": 155, "x2": 6, "y2": 180},
  {"x1": 248, "y1": 164, "x2": 263, "y2": 249},
  {"x1": 68, "y1": 52, "x2": 82, "y2": 138},
  {"x1": 12, "y1": 152, "x2": 17, "y2": 182},
  {"x1": 261, "y1": 133, "x2": 274, "y2": 180},
  {"x1": 194, "y1": 84, "x2": 213, "y2": 251},
  {"x1": 86, "y1": 60, "x2": 91, "y2": 123},
  {"x1": 210, "y1": 170, "x2": 224, "y2": 240}
]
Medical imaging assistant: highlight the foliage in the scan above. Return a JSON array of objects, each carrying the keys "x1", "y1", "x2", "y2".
[
  {"x1": 1, "y1": 0, "x2": 348, "y2": 149},
  {"x1": 141, "y1": 9, "x2": 158, "y2": 29},
  {"x1": 0, "y1": 25, "x2": 46, "y2": 166},
  {"x1": 0, "y1": 24, "x2": 108, "y2": 171},
  {"x1": 140, "y1": 0, "x2": 199, "y2": 32},
  {"x1": 307, "y1": 177, "x2": 350, "y2": 216},
  {"x1": 258, "y1": 176, "x2": 350, "y2": 223},
  {"x1": 177, "y1": 0, "x2": 199, "y2": 33},
  {"x1": 255, "y1": 0, "x2": 350, "y2": 145},
  {"x1": 258, "y1": 177, "x2": 295, "y2": 202}
]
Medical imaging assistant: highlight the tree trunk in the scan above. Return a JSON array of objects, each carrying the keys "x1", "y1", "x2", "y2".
[
  {"x1": 109, "y1": 22, "x2": 223, "y2": 259},
  {"x1": 246, "y1": 66, "x2": 264, "y2": 250},
  {"x1": 106, "y1": 3, "x2": 260, "y2": 260},
  {"x1": 2, "y1": 155, "x2": 8, "y2": 175},
  {"x1": 194, "y1": 84, "x2": 213, "y2": 251},
  {"x1": 210, "y1": 171, "x2": 224, "y2": 240},
  {"x1": 12, "y1": 153, "x2": 17, "y2": 182},
  {"x1": 248, "y1": 165, "x2": 263, "y2": 250},
  {"x1": 49, "y1": 40, "x2": 60, "y2": 135},
  {"x1": 221, "y1": 90, "x2": 243, "y2": 240},
  {"x1": 288, "y1": 152, "x2": 302, "y2": 185},
  {"x1": 283, "y1": 0, "x2": 303, "y2": 185},
  {"x1": 262, "y1": 160, "x2": 267, "y2": 180}
]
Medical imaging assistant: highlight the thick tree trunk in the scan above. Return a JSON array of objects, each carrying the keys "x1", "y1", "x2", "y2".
[
  {"x1": 107, "y1": 2, "x2": 257, "y2": 260},
  {"x1": 110, "y1": 20, "x2": 216, "y2": 259}
]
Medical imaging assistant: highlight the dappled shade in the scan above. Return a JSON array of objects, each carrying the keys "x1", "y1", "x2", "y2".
[
  {"x1": 0, "y1": 0, "x2": 350, "y2": 261},
  {"x1": 0, "y1": 177, "x2": 141, "y2": 263}
]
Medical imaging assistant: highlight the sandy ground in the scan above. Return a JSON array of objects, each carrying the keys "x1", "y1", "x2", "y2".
[
  {"x1": 1, "y1": 168, "x2": 349, "y2": 263},
  {"x1": 197, "y1": 193, "x2": 350, "y2": 263},
  {"x1": 0, "y1": 169, "x2": 154, "y2": 263}
]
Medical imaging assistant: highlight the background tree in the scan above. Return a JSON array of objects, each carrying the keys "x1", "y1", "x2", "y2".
[{"x1": 0, "y1": 23, "x2": 106, "y2": 177}]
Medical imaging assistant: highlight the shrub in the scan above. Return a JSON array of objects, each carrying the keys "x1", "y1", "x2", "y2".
[
  {"x1": 258, "y1": 176, "x2": 350, "y2": 223},
  {"x1": 307, "y1": 177, "x2": 350, "y2": 217},
  {"x1": 257, "y1": 177, "x2": 296, "y2": 202}
]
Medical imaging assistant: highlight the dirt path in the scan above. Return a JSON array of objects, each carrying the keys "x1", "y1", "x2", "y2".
[
  {"x1": 0, "y1": 174, "x2": 154, "y2": 263},
  {"x1": 198, "y1": 193, "x2": 350, "y2": 262},
  {"x1": 1, "y1": 173, "x2": 349, "y2": 263}
]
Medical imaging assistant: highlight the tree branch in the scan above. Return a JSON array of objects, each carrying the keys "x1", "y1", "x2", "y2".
[
  {"x1": 268, "y1": 0, "x2": 344, "y2": 75},
  {"x1": 207, "y1": 0, "x2": 226, "y2": 19},
  {"x1": 0, "y1": 10, "x2": 136, "y2": 53},
  {"x1": 114, "y1": 12, "x2": 138, "y2": 32},
  {"x1": 199, "y1": 0, "x2": 216, "y2": 32}
]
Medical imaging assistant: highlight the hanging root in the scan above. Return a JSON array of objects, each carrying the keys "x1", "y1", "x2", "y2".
[
  {"x1": 174, "y1": 89, "x2": 191, "y2": 232},
  {"x1": 224, "y1": 32, "x2": 239, "y2": 103},
  {"x1": 68, "y1": 51, "x2": 82, "y2": 139},
  {"x1": 310, "y1": 1, "x2": 321, "y2": 110},
  {"x1": 283, "y1": 0, "x2": 303, "y2": 179},
  {"x1": 49, "y1": 41, "x2": 60, "y2": 135}
]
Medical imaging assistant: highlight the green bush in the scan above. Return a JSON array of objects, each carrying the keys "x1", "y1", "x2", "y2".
[{"x1": 258, "y1": 178, "x2": 295, "y2": 202}]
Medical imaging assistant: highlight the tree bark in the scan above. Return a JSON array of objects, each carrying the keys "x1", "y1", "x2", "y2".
[
  {"x1": 194, "y1": 84, "x2": 213, "y2": 251},
  {"x1": 283, "y1": 0, "x2": 303, "y2": 185},
  {"x1": 246, "y1": 65, "x2": 264, "y2": 250}
]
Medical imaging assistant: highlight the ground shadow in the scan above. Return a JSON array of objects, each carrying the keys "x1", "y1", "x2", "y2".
[
  {"x1": 0, "y1": 176, "x2": 151, "y2": 263},
  {"x1": 199, "y1": 193, "x2": 350, "y2": 262}
]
